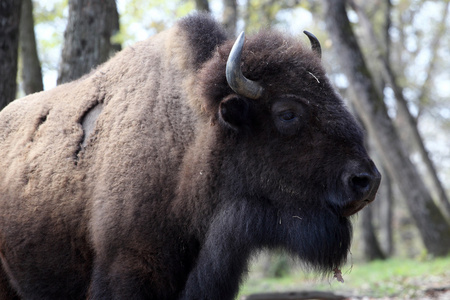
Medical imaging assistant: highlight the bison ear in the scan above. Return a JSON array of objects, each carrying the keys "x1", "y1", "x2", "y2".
[{"x1": 218, "y1": 96, "x2": 250, "y2": 130}]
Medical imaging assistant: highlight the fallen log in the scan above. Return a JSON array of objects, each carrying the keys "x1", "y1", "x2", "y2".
[{"x1": 242, "y1": 291, "x2": 348, "y2": 300}]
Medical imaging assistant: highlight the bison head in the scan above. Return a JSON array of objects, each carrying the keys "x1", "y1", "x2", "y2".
[{"x1": 196, "y1": 30, "x2": 381, "y2": 273}]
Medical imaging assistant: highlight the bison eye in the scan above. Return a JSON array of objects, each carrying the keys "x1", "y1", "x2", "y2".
[
  {"x1": 279, "y1": 111, "x2": 297, "y2": 122},
  {"x1": 272, "y1": 97, "x2": 308, "y2": 136}
]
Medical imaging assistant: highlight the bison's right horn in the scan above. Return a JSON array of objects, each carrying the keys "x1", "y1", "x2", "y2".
[
  {"x1": 303, "y1": 31, "x2": 322, "y2": 59},
  {"x1": 226, "y1": 32, "x2": 264, "y2": 100}
]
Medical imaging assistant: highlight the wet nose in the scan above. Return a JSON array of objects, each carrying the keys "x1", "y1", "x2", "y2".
[{"x1": 342, "y1": 164, "x2": 381, "y2": 217}]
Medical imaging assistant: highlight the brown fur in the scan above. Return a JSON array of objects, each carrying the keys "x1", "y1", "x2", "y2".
[{"x1": 0, "y1": 13, "x2": 380, "y2": 299}]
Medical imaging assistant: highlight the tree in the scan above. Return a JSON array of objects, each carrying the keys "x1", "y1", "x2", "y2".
[
  {"x1": 19, "y1": 0, "x2": 43, "y2": 95},
  {"x1": 321, "y1": 0, "x2": 450, "y2": 256},
  {"x1": 244, "y1": 0, "x2": 301, "y2": 33},
  {"x1": 223, "y1": 0, "x2": 238, "y2": 37},
  {"x1": 378, "y1": 168, "x2": 394, "y2": 256},
  {"x1": 57, "y1": 0, "x2": 120, "y2": 84},
  {"x1": 361, "y1": 205, "x2": 386, "y2": 261},
  {"x1": 0, "y1": 0, "x2": 22, "y2": 109},
  {"x1": 195, "y1": 0, "x2": 210, "y2": 12}
]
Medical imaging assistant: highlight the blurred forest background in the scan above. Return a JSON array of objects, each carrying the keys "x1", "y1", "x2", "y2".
[{"x1": 1, "y1": 0, "x2": 449, "y2": 298}]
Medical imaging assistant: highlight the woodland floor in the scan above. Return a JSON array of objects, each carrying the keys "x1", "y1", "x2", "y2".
[{"x1": 239, "y1": 256, "x2": 450, "y2": 299}]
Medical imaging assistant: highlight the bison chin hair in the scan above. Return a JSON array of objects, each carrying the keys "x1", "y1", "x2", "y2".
[
  {"x1": 274, "y1": 208, "x2": 353, "y2": 275},
  {"x1": 206, "y1": 198, "x2": 353, "y2": 276},
  {"x1": 260, "y1": 205, "x2": 352, "y2": 275}
]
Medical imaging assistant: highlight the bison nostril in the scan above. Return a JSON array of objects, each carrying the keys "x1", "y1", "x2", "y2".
[
  {"x1": 342, "y1": 166, "x2": 381, "y2": 216},
  {"x1": 350, "y1": 173, "x2": 372, "y2": 193}
]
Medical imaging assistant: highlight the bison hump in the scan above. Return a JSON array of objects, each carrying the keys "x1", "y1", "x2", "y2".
[{"x1": 178, "y1": 13, "x2": 228, "y2": 70}]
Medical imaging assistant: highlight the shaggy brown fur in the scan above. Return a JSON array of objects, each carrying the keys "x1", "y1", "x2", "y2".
[{"x1": 0, "y1": 13, "x2": 380, "y2": 299}]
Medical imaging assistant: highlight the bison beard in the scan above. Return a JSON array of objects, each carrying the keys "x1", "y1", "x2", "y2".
[
  {"x1": 179, "y1": 202, "x2": 352, "y2": 299},
  {"x1": 0, "y1": 13, "x2": 380, "y2": 300}
]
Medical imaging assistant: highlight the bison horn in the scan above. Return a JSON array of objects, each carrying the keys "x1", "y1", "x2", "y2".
[
  {"x1": 226, "y1": 32, "x2": 264, "y2": 99},
  {"x1": 303, "y1": 31, "x2": 322, "y2": 59}
]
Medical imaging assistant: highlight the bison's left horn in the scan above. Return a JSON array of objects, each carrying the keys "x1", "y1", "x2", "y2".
[
  {"x1": 303, "y1": 31, "x2": 322, "y2": 59},
  {"x1": 226, "y1": 32, "x2": 264, "y2": 100}
]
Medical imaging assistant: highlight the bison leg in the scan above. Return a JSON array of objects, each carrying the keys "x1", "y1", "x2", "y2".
[
  {"x1": 90, "y1": 257, "x2": 152, "y2": 300},
  {"x1": 89, "y1": 248, "x2": 180, "y2": 300},
  {"x1": 179, "y1": 204, "x2": 253, "y2": 300},
  {"x1": 179, "y1": 244, "x2": 250, "y2": 300}
]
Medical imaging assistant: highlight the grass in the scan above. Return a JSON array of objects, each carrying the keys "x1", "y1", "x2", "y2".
[{"x1": 238, "y1": 256, "x2": 450, "y2": 299}]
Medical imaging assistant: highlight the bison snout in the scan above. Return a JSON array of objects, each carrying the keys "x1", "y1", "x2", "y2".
[{"x1": 342, "y1": 163, "x2": 381, "y2": 217}]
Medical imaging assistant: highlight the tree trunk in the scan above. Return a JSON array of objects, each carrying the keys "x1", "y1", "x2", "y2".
[
  {"x1": 195, "y1": 0, "x2": 210, "y2": 12},
  {"x1": 222, "y1": 0, "x2": 237, "y2": 37},
  {"x1": 19, "y1": 0, "x2": 43, "y2": 95},
  {"x1": 57, "y1": 0, "x2": 120, "y2": 85},
  {"x1": 361, "y1": 204, "x2": 386, "y2": 261},
  {"x1": 378, "y1": 167, "x2": 394, "y2": 256},
  {"x1": 321, "y1": 0, "x2": 450, "y2": 257},
  {"x1": 383, "y1": 60, "x2": 450, "y2": 220},
  {"x1": 417, "y1": 1, "x2": 449, "y2": 113},
  {"x1": 0, "y1": 0, "x2": 22, "y2": 109},
  {"x1": 244, "y1": 291, "x2": 347, "y2": 300}
]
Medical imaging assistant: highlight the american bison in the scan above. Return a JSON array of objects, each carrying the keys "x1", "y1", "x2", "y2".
[{"x1": 0, "y1": 13, "x2": 381, "y2": 299}]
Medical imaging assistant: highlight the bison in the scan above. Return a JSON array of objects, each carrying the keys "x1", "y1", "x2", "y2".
[{"x1": 0, "y1": 13, "x2": 381, "y2": 299}]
